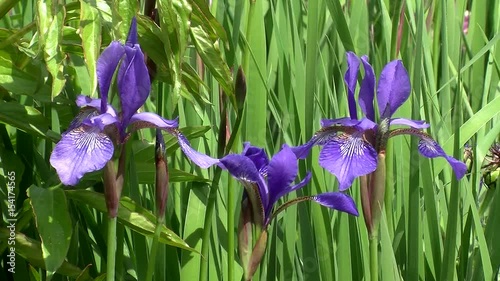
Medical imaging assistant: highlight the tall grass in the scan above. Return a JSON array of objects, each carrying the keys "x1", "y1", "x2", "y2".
[{"x1": 1, "y1": 0, "x2": 499, "y2": 280}]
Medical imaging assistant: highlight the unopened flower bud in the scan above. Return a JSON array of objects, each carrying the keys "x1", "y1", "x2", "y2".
[
  {"x1": 235, "y1": 67, "x2": 246, "y2": 111},
  {"x1": 155, "y1": 130, "x2": 169, "y2": 220}
]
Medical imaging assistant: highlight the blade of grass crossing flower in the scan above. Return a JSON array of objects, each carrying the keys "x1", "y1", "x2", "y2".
[
  {"x1": 420, "y1": 160, "x2": 443, "y2": 278},
  {"x1": 306, "y1": 2, "x2": 336, "y2": 279},
  {"x1": 406, "y1": 1, "x2": 424, "y2": 279},
  {"x1": 440, "y1": 1, "x2": 461, "y2": 278}
]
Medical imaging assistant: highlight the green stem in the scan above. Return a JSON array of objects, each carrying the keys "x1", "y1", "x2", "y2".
[
  {"x1": 200, "y1": 109, "x2": 244, "y2": 281},
  {"x1": 228, "y1": 178, "x2": 235, "y2": 281},
  {"x1": 369, "y1": 233, "x2": 379, "y2": 281},
  {"x1": 145, "y1": 221, "x2": 163, "y2": 281},
  {"x1": 106, "y1": 216, "x2": 117, "y2": 281}
]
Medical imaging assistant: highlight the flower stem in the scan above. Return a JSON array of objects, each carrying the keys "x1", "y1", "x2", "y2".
[
  {"x1": 369, "y1": 232, "x2": 379, "y2": 281},
  {"x1": 145, "y1": 221, "x2": 163, "y2": 281},
  {"x1": 106, "y1": 216, "x2": 117, "y2": 281},
  {"x1": 228, "y1": 178, "x2": 235, "y2": 281}
]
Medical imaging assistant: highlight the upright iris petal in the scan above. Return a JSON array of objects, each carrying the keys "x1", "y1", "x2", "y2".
[
  {"x1": 118, "y1": 18, "x2": 150, "y2": 127},
  {"x1": 358, "y1": 55, "x2": 375, "y2": 121},
  {"x1": 97, "y1": 41, "x2": 125, "y2": 112},
  {"x1": 376, "y1": 60, "x2": 411, "y2": 118},
  {"x1": 345, "y1": 52, "x2": 361, "y2": 119}
]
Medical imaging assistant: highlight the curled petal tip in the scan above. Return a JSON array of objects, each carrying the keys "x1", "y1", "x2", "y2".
[{"x1": 313, "y1": 192, "x2": 359, "y2": 216}]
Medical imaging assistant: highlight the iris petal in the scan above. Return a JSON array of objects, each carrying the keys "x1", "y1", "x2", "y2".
[
  {"x1": 377, "y1": 60, "x2": 411, "y2": 118},
  {"x1": 319, "y1": 133, "x2": 377, "y2": 190},
  {"x1": 266, "y1": 145, "x2": 298, "y2": 213},
  {"x1": 50, "y1": 126, "x2": 114, "y2": 186},
  {"x1": 118, "y1": 44, "x2": 151, "y2": 127},
  {"x1": 312, "y1": 192, "x2": 359, "y2": 216},
  {"x1": 359, "y1": 56, "x2": 375, "y2": 121},
  {"x1": 97, "y1": 41, "x2": 125, "y2": 112},
  {"x1": 175, "y1": 132, "x2": 220, "y2": 169},
  {"x1": 219, "y1": 154, "x2": 268, "y2": 221},
  {"x1": 129, "y1": 112, "x2": 179, "y2": 131},
  {"x1": 321, "y1": 117, "x2": 359, "y2": 127},
  {"x1": 290, "y1": 139, "x2": 316, "y2": 160},
  {"x1": 418, "y1": 138, "x2": 467, "y2": 179},
  {"x1": 390, "y1": 118, "x2": 429, "y2": 129},
  {"x1": 345, "y1": 52, "x2": 360, "y2": 119},
  {"x1": 242, "y1": 142, "x2": 269, "y2": 173}
]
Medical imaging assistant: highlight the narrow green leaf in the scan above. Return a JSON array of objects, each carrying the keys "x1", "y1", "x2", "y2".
[
  {"x1": 28, "y1": 185, "x2": 73, "y2": 278},
  {"x1": 64, "y1": 189, "x2": 196, "y2": 252}
]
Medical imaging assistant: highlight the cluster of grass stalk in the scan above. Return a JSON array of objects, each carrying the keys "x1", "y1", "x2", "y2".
[{"x1": 1, "y1": 0, "x2": 500, "y2": 280}]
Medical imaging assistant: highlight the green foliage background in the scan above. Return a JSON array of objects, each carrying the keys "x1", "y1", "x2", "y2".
[{"x1": 1, "y1": 0, "x2": 499, "y2": 280}]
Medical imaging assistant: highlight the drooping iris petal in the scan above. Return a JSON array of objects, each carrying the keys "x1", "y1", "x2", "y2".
[
  {"x1": 97, "y1": 41, "x2": 125, "y2": 112},
  {"x1": 345, "y1": 52, "x2": 360, "y2": 119},
  {"x1": 219, "y1": 154, "x2": 268, "y2": 219},
  {"x1": 176, "y1": 132, "x2": 220, "y2": 168},
  {"x1": 290, "y1": 139, "x2": 316, "y2": 160},
  {"x1": 242, "y1": 142, "x2": 269, "y2": 173},
  {"x1": 376, "y1": 60, "x2": 411, "y2": 118},
  {"x1": 267, "y1": 172, "x2": 312, "y2": 219},
  {"x1": 358, "y1": 55, "x2": 375, "y2": 121},
  {"x1": 312, "y1": 192, "x2": 359, "y2": 216},
  {"x1": 50, "y1": 126, "x2": 114, "y2": 186},
  {"x1": 417, "y1": 137, "x2": 467, "y2": 179},
  {"x1": 129, "y1": 112, "x2": 179, "y2": 131},
  {"x1": 390, "y1": 118, "x2": 429, "y2": 129},
  {"x1": 266, "y1": 145, "x2": 298, "y2": 213},
  {"x1": 118, "y1": 34, "x2": 150, "y2": 127},
  {"x1": 319, "y1": 133, "x2": 377, "y2": 190}
]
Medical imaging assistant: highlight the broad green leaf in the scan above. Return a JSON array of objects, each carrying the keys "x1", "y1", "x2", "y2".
[
  {"x1": 0, "y1": 229, "x2": 84, "y2": 278},
  {"x1": 112, "y1": 0, "x2": 135, "y2": 40},
  {"x1": 79, "y1": 0, "x2": 101, "y2": 97},
  {"x1": 37, "y1": 0, "x2": 66, "y2": 99},
  {"x1": 0, "y1": 52, "x2": 44, "y2": 96},
  {"x1": 189, "y1": 0, "x2": 228, "y2": 43},
  {"x1": 28, "y1": 185, "x2": 73, "y2": 279},
  {"x1": 190, "y1": 25, "x2": 234, "y2": 106},
  {"x1": 0, "y1": 101, "x2": 56, "y2": 140},
  {"x1": 65, "y1": 190, "x2": 196, "y2": 252}
]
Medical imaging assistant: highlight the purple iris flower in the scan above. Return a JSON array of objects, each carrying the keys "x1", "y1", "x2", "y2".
[
  {"x1": 292, "y1": 52, "x2": 467, "y2": 191},
  {"x1": 219, "y1": 142, "x2": 359, "y2": 227},
  {"x1": 50, "y1": 18, "x2": 218, "y2": 186}
]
